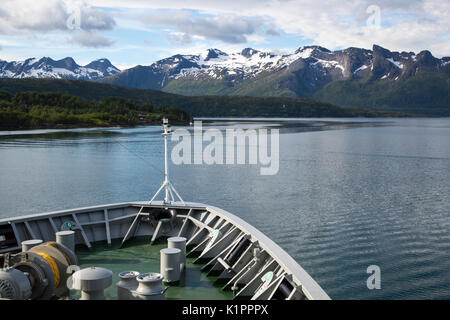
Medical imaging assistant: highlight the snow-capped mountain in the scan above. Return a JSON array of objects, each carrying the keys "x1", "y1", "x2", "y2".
[
  {"x1": 171, "y1": 48, "x2": 282, "y2": 81},
  {"x1": 100, "y1": 44, "x2": 449, "y2": 99},
  {"x1": 0, "y1": 57, "x2": 120, "y2": 80},
  {"x1": 1, "y1": 45, "x2": 448, "y2": 114}
]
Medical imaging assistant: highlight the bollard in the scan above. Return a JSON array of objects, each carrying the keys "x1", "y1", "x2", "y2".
[
  {"x1": 56, "y1": 230, "x2": 75, "y2": 252},
  {"x1": 160, "y1": 248, "x2": 181, "y2": 284},
  {"x1": 168, "y1": 237, "x2": 186, "y2": 271},
  {"x1": 21, "y1": 239, "x2": 43, "y2": 252}
]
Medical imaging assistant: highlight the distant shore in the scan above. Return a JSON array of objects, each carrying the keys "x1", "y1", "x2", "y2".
[
  {"x1": 1, "y1": 115, "x2": 434, "y2": 132},
  {"x1": 0, "y1": 119, "x2": 191, "y2": 132}
]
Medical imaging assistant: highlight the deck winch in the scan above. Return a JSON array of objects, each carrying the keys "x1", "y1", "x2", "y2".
[
  {"x1": 0, "y1": 241, "x2": 77, "y2": 300},
  {"x1": 117, "y1": 271, "x2": 140, "y2": 300},
  {"x1": 134, "y1": 273, "x2": 166, "y2": 300},
  {"x1": 116, "y1": 271, "x2": 166, "y2": 300}
]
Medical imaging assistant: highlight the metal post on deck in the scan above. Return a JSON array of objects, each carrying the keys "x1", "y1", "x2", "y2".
[
  {"x1": 163, "y1": 118, "x2": 169, "y2": 203},
  {"x1": 149, "y1": 118, "x2": 185, "y2": 205}
]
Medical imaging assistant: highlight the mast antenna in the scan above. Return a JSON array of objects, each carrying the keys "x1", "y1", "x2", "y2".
[{"x1": 149, "y1": 118, "x2": 185, "y2": 205}]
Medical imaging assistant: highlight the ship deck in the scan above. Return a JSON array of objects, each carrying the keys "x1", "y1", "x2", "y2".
[
  {"x1": 73, "y1": 237, "x2": 233, "y2": 300},
  {"x1": 0, "y1": 201, "x2": 330, "y2": 300}
]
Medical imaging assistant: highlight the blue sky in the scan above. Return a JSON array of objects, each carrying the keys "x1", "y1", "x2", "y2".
[{"x1": 0, "y1": 0, "x2": 448, "y2": 70}]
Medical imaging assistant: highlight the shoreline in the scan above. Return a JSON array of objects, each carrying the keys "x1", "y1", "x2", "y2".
[
  {"x1": 0, "y1": 112, "x2": 432, "y2": 132},
  {"x1": 0, "y1": 119, "x2": 191, "y2": 132},
  {"x1": 1, "y1": 116, "x2": 441, "y2": 133}
]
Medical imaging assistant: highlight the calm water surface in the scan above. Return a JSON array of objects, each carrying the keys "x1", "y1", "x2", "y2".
[{"x1": 1, "y1": 118, "x2": 449, "y2": 299}]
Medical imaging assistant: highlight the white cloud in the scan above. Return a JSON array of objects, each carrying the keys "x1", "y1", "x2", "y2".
[
  {"x1": 0, "y1": 0, "x2": 448, "y2": 66},
  {"x1": 166, "y1": 32, "x2": 193, "y2": 45},
  {"x1": 0, "y1": 0, "x2": 116, "y2": 35},
  {"x1": 70, "y1": 31, "x2": 115, "y2": 48},
  {"x1": 139, "y1": 10, "x2": 268, "y2": 44},
  {"x1": 88, "y1": 0, "x2": 450, "y2": 56}
]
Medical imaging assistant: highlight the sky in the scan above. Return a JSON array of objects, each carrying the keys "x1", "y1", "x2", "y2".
[{"x1": 0, "y1": 0, "x2": 449, "y2": 70}]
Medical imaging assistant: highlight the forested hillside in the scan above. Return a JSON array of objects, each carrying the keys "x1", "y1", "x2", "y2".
[{"x1": 0, "y1": 90, "x2": 190, "y2": 130}]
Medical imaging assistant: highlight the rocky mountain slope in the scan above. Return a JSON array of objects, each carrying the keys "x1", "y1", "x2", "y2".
[
  {"x1": 98, "y1": 44, "x2": 449, "y2": 115},
  {"x1": 99, "y1": 45, "x2": 447, "y2": 93}
]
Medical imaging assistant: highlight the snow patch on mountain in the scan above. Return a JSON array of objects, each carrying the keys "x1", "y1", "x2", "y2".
[
  {"x1": 313, "y1": 58, "x2": 344, "y2": 72},
  {"x1": 167, "y1": 46, "x2": 349, "y2": 82},
  {"x1": 277, "y1": 47, "x2": 314, "y2": 67},
  {"x1": 386, "y1": 57, "x2": 403, "y2": 69},
  {"x1": 354, "y1": 65, "x2": 369, "y2": 73},
  {"x1": 171, "y1": 48, "x2": 283, "y2": 81}
]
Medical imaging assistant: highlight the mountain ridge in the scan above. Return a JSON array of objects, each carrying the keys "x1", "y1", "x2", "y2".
[
  {"x1": 1, "y1": 44, "x2": 448, "y2": 115},
  {"x1": 99, "y1": 44, "x2": 449, "y2": 93},
  {"x1": 0, "y1": 57, "x2": 120, "y2": 80},
  {"x1": 96, "y1": 44, "x2": 449, "y2": 115}
]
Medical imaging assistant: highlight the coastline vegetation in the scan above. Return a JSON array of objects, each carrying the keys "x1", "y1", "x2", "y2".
[{"x1": 0, "y1": 90, "x2": 191, "y2": 130}]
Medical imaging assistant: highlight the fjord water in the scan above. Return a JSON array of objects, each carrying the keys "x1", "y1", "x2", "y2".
[{"x1": 1, "y1": 118, "x2": 450, "y2": 299}]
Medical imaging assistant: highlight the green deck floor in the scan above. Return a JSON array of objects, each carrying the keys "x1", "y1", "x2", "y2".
[{"x1": 71, "y1": 237, "x2": 234, "y2": 300}]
